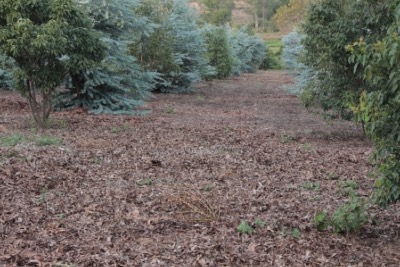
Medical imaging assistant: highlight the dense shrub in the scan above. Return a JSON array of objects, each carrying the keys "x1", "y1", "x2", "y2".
[
  {"x1": 202, "y1": 25, "x2": 234, "y2": 79},
  {"x1": 227, "y1": 27, "x2": 267, "y2": 75},
  {"x1": 130, "y1": 0, "x2": 211, "y2": 93},
  {"x1": 55, "y1": 0, "x2": 156, "y2": 115},
  {"x1": 347, "y1": 2, "x2": 400, "y2": 207},
  {"x1": 281, "y1": 30, "x2": 315, "y2": 96},
  {"x1": 301, "y1": 0, "x2": 397, "y2": 118},
  {"x1": 0, "y1": 0, "x2": 105, "y2": 127}
]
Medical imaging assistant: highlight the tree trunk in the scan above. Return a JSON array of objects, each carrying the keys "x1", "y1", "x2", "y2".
[
  {"x1": 26, "y1": 78, "x2": 54, "y2": 129},
  {"x1": 254, "y1": 11, "x2": 259, "y2": 31}
]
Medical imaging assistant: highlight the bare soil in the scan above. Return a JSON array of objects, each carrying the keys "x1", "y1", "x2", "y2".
[{"x1": 1, "y1": 71, "x2": 400, "y2": 266}]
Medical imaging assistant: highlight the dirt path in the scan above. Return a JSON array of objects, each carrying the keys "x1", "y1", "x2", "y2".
[{"x1": 1, "y1": 71, "x2": 400, "y2": 266}]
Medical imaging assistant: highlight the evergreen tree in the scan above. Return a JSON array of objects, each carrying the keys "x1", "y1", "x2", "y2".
[
  {"x1": 55, "y1": 0, "x2": 157, "y2": 115},
  {"x1": 130, "y1": 0, "x2": 211, "y2": 93},
  {"x1": 0, "y1": 54, "x2": 13, "y2": 90},
  {"x1": 227, "y1": 27, "x2": 267, "y2": 74},
  {"x1": 202, "y1": 25, "x2": 234, "y2": 79}
]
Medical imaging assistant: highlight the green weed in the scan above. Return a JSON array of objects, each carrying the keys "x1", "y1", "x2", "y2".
[
  {"x1": 302, "y1": 181, "x2": 320, "y2": 191},
  {"x1": 196, "y1": 95, "x2": 205, "y2": 101},
  {"x1": 35, "y1": 135, "x2": 63, "y2": 146},
  {"x1": 302, "y1": 143, "x2": 313, "y2": 151},
  {"x1": 291, "y1": 228, "x2": 300, "y2": 238},
  {"x1": 326, "y1": 171, "x2": 339, "y2": 180},
  {"x1": 280, "y1": 134, "x2": 293, "y2": 144},
  {"x1": 237, "y1": 221, "x2": 255, "y2": 235},
  {"x1": 204, "y1": 184, "x2": 214, "y2": 192},
  {"x1": 165, "y1": 106, "x2": 175, "y2": 114},
  {"x1": 254, "y1": 218, "x2": 267, "y2": 228},
  {"x1": 339, "y1": 180, "x2": 359, "y2": 194},
  {"x1": 136, "y1": 179, "x2": 153, "y2": 186},
  {"x1": 0, "y1": 134, "x2": 25, "y2": 147}
]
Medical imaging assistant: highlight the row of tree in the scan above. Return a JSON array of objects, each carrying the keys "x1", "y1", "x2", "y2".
[
  {"x1": 0, "y1": 0, "x2": 269, "y2": 128},
  {"x1": 283, "y1": 0, "x2": 400, "y2": 209}
]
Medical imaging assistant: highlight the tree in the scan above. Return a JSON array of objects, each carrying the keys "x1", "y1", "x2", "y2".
[
  {"x1": 200, "y1": 0, "x2": 235, "y2": 25},
  {"x1": 0, "y1": 0, "x2": 105, "y2": 128},
  {"x1": 55, "y1": 0, "x2": 156, "y2": 115},
  {"x1": 202, "y1": 25, "x2": 234, "y2": 78},
  {"x1": 281, "y1": 30, "x2": 315, "y2": 96},
  {"x1": 272, "y1": 0, "x2": 310, "y2": 32},
  {"x1": 130, "y1": 0, "x2": 211, "y2": 93},
  {"x1": 347, "y1": 1, "x2": 400, "y2": 208},
  {"x1": 227, "y1": 27, "x2": 267, "y2": 74},
  {"x1": 301, "y1": 0, "x2": 397, "y2": 118}
]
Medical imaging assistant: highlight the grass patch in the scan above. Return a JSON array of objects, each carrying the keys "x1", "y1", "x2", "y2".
[
  {"x1": 0, "y1": 134, "x2": 25, "y2": 147},
  {"x1": 265, "y1": 38, "x2": 283, "y2": 54},
  {"x1": 35, "y1": 135, "x2": 63, "y2": 146}
]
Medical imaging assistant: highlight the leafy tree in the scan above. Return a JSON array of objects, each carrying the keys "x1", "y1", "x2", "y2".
[
  {"x1": 202, "y1": 25, "x2": 234, "y2": 79},
  {"x1": 55, "y1": 0, "x2": 156, "y2": 115},
  {"x1": 200, "y1": 0, "x2": 235, "y2": 25},
  {"x1": 347, "y1": 1, "x2": 400, "y2": 207},
  {"x1": 131, "y1": 0, "x2": 211, "y2": 93},
  {"x1": 301, "y1": 0, "x2": 397, "y2": 118},
  {"x1": 0, "y1": 0, "x2": 105, "y2": 128}
]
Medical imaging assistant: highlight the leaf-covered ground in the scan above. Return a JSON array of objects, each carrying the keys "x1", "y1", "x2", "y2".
[{"x1": 1, "y1": 71, "x2": 400, "y2": 266}]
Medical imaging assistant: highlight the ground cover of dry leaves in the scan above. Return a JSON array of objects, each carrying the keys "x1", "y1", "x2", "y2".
[{"x1": 1, "y1": 71, "x2": 400, "y2": 266}]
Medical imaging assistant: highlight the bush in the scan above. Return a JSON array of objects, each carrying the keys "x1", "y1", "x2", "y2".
[
  {"x1": 54, "y1": 0, "x2": 156, "y2": 115},
  {"x1": 227, "y1": 27, "x2": 267, "y2": 75},
  {"x1": 301, "y1": 0, "x2": 398, "y2": 117},
  {"x1": 347, "y1": 3, "x2": 400, "y2": 207},
  {"x1": 130, "y1": 0, "x2": 211, "y2": 93},
  {"x1": 314, "y1": 192, "x2": 369, "y2": 234},
  {"x1": 201, "y1": 25, "x2": 234, "y2": 79},
  {"x1": 0, "y1": 0, "x2": 105, "y2": 128},
  {"x1": 281, "y1": 30, "x2": 315, "y2": 96}
]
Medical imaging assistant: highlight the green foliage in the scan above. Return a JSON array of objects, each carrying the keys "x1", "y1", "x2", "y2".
[
  {"x1": 0, "y1": 54, "x2": 13, "y2": 89},
  {"x1": 0, "y1": 0, "x2": 105, "y2": 128},
  {"x1": 314, "y1": 211, "x2": 328, "y2": 231},
  {"x1": 55, "y1": 0, "x2": 155, "y2": 115},
  {"x1": 330, "y1": 194, "x2": 369, "y2": 234},
  {"x1": 314, "y1": 192, "x2": 369, "y2": 234},
  {"x1": 0, "y1": 134, "x2": 24, "y2": 147},
  {"x1": 200, "y1": 0, "x2": 235, "y2": 25},
  {"x1": 131, "y1": 0, "x2": 211, "y2": 93},
  {"x1": 237, "y1": 220, "x2": 255, "y2": 234},
  {"x1": 346, "y1": 2, "x2": 400, "y2": 207},
  {"x1": 281, "y1": 30, "x2": 314, "y2": 95},
  {"x1": 227, "y1": 27, "x2": 267, "y2": 74},
  {"x1": 35, "y1": 136, "x2": 63, "y2": 147},
  {"x1": 136, "y1": 179, "x2": 153, "y2": 186},
  {"x1": 280, "y1": 134, "x2": 293, "y2": 143},
  {"x1": 254, "y1": 218, "x2": 267, "y2": 228},
  {"x1": 259, "y1": 48, "x2": 281, "y2": 70},
  {"x1": 301, "y1": 0, "x2": 398, "y2": 118},
  {"x1": 202, "y1": 25, "x2": 234, "y2": 79},
  {"x1": 339, "y1": 180, "x2": 359, "y2": 194}
]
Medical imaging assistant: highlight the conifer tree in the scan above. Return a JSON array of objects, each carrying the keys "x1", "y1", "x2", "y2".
[
  {"x1": 130, "y1": 0, "x2": 211, "y2": 93},
  {"x1": 55, "y1": 0, "x2": 157, "y2": 115}
]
